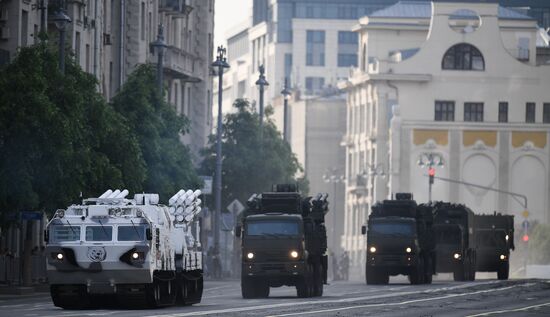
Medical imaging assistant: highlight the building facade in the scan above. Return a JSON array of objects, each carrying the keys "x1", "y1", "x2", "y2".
[
  {"x1": 0, "y1": 0, "x2": 214, "y2": 163},
  {"x1": 340, "y1": 0, "x2": 550, "y2": 277}
]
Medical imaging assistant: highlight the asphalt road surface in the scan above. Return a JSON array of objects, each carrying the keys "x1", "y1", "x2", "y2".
[{"x1": 1, "y1": 277, "x2": 550, "y2": 317}]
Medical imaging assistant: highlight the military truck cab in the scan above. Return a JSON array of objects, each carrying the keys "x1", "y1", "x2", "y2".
[
  {"x1": 363, "y1": 193, "x2": 435, "y2": 285},
  {"x1": 237, "y1": 184, "x2": 328, "y2": 298},
  {"x1": 474, "y1": 213, "x2": 514, "y2": 280}
]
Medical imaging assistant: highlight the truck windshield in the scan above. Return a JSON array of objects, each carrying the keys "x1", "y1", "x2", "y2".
[
  {"x1": 370, "y1": 222, "x2": 414, "y2": 236},
  {"x1": 435, "y1": 227, "x2": 461, "y2": 244},
  {"x1": 50, "y1": 225, "x2": 81, "y2": 242},
  {"x1": 85, "y1": 226, "x2": 113, "y2": 241},
  {"x1": 477, "y1": 231, "x2": 507, "y2": 248},
  {"x1": 246, "y1": 221, "x2": 299, "y2": 236},
  {"x1": 118, "y1": 225, "x2": 146, "y2": 241}
]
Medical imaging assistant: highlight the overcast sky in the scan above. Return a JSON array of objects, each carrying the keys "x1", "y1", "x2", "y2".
[{"x1": 214, "y1": 0, "x2": 250, "y2": 49}]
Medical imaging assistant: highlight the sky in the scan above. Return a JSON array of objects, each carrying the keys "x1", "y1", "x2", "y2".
[{"x1": 214, "y1": 0, "x2": 250, "y2": 49}]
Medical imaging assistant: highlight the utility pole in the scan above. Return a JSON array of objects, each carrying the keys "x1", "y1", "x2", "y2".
[
  {"x1": 255, "y1": 65, "x2": 269, "y2": 131},
  {"x1": 281, "y1": 78, "x2": 291, "y2": 142}
]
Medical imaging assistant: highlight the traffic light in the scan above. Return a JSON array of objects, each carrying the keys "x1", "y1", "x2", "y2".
[
  {"x1": 428, "y1": 167, "x2": 435, "y2": 184},
  {"x1": 522, "y1": 234, "x2": 529, "y2": 242}
]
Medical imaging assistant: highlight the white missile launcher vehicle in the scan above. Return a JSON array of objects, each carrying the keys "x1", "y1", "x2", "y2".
[{"x1": 45, "y1": 188, "x2": 203, "y2": 308}]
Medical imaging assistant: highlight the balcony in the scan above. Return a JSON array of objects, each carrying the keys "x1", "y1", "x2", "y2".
[
  {"x1": 159, "y1": 0, "x2": 193, "y2": 17},
  {"x1": 163, "y1": 46, "x2": 202, "y2": 83}
]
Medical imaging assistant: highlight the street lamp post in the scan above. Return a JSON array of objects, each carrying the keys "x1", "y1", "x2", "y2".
[
  {"x1": 360, "y1": 163, "x2": 386, "y2": 204},
  {"x1": 255, "y1": 65, "x2": 269, "y2": 129},
  {"x1": 211, "y1": 46, "x2": 230, "y2": 268},
  {"x1": 51, "y1": 9, "x2": 72, "y2": 74},
  {"x1": 280, "y1": 78, "x2": 291, "y2": 142},
  {"x1": 150, "y1": 24, "x2": 167, "y2": 94},
  {"x1": 323, "y1": 170, "x2": 345, "y2": 253},
  {"x1": 417, "y1": 153, "x2": 444, "y2": 201}
]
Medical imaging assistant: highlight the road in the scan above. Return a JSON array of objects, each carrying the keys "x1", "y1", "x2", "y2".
[{"x1": 1, "y1": 277, "x2": 550, "y2": 317}]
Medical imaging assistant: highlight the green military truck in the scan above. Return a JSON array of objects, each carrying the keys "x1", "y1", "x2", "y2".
[
  {"x1": 432, "y1": 202, "x2": 477, "y2": 281},
  {"x1": 474, "y1": 213, "x2": 514, "y2": 280},
  {"x1": 236, "y1": 184, "x2": 328, "y2": 298},
  {"x1": 362, "y1": 193, "x2": 436, "y2": 285}
]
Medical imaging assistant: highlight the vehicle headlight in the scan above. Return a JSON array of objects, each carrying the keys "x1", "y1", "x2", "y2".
[
  {"x1": 369, "y1": 246, "x2": 376, "y2": 253},
  {"x1": 505, "y1": 235, "x2": 509, "y2": 241},
  {"x1": 406, "y1": 247, "x2": 412, "y2": 253},
  {"x1": 132, "y1": 252, "x2": 140, "y2": 260},
  {"x1": 56, "y1": 253, "x2": 64, "y2": 260},
  {"x1": 247, "y1": 252, "x2": 254, "y2": 259},
  {"x1": 500, "y1": 254, "x2": 506, "y2": 260},
  {"x1": 453, "y1": 253, "x2": 461, "y2": 259},
  {"x1": 290, "y1": 250, "x2": 299, "y2": 259}
]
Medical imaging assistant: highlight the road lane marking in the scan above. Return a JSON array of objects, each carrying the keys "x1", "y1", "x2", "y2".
[
  {"x1": 143, "y1": 280, "x2": 520, "y2": 317},
  {"x1": 465, "y1": 301, "x2": 550, "y2": 316},
  {"x1": 266, "y1": 283, "x2": 536, "y2": 317}
]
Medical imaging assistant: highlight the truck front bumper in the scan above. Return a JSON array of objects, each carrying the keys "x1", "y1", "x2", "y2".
[
  {"x1": 242, "y1": 261, "x2": 306, "y2": 277},
  {"x1": 367, "y1": 254, "x2": 418, "y2": 268}
]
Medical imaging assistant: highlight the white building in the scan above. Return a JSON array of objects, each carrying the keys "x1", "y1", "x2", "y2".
[{"x1": 340, "y1": 0, "x2": 550, "y2": 276}]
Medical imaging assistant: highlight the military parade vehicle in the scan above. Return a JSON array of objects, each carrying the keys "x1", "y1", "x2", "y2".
[
  {"x1": 45, "y1": 188, "x2": 203, "y2": 308},
  {"x1": 474, "y1": 212, "x2": 514, "y2": 280},
  {"x1": 362, "y1": 193, "x2": 436, "y2": 285},
  {"x1": 236, "y1": 184, "x2": 328, "y2": 298},
  {"x1": 432, "y1": 202, "x2": 477, "y2": 281}
]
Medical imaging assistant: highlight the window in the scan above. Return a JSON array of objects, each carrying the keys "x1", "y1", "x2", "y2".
[
  {"x1": 85, "y1": 44, "x2": 90, "y2": 72},
  {"x1": 140, "y1": 2, "x2": 145, "y2": 41},
  {"x1": 499, "y1": 102, "x2": 508, "y2": 123},
  {"x1": 338, "y1": 54, "x2": 357, "y2": 67},
  {"x1": 305, "y1": 77, "x2": 324, "y2": 94},
  {"x1": 435, "y1": 101, "x2": 455, "y2": 121},
  {"x1": 75, "y1": 32, "x2": 81, "y2": 63},
  {"x1": 464, "y1": 102, "x2": 483, "y2": 122},
  {"x1": 51, "y1": 225, "x2": 81, "y2": 242},
  {"x1": 306, "y1": 30, "x2": 325, "y2": 66},
  {"x1": 442, "y1": 43, "x2": 484, "y2": 70},
  {"x1": 246, "y1": 221, "x2": 299, "y2": 236},
  {"x1": 338, "y1": 31, "x2": 358, "y2": 67},
  {"x1": 526, "y1": 102, "x2": 536, "y2": 123},
  {"x1": 21, "y1": 10, "x2": 28, "y2": 46},
  {"x1": 544, "y1": 103, "x2": 550, "y2": 123},
  {"x1": 284, "y1": 53, "x2": 292, "y2": 86},
  {"x1": 85, "y1": 226, "x2": 113, "y2": 241},
  {"x1": 118, "y1": 225, "x2": 146, "y2": 241}
]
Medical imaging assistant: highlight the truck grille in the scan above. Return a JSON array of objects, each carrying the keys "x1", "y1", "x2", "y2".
[{"x1": 261, "y1": 264, "x2": 285, "y2": 271}]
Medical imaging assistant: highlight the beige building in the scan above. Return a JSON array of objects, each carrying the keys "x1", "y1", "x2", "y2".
[
  {"x1": 340, "y1": 0, "x2": 550, "y2": 275},
  {"x1": 0, "y1": 0, "x2": 214, "y2": 163}
]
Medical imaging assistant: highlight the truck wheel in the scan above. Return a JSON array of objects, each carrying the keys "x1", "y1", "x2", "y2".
[
  {"x1": 497, "y1": 262, "x2": 509, "y2": 280},
  {"x1": 453, "y1": 263, "x2": 465, "y2": 282},
  {"x1": 51, "y1": 285, "x2": 91, "y2": 309},
  {"x1": 424, "y1": 257, "x2": 433, "y2": 284},
  {"x1": 241, "y1": 277, "x2": 256, "y2": 299},
  {"x1": 313, "y1": 264, "x2": 324, "y2": 296},
  {"x1": 410, "y1": 259, "x2": 425, "y2": 285},
  {"x1": 296, "y1": 277, "x2": 309, "y2": 298},
  {"x1": 469, "y1": 258, "x2": 476, "y2": 281},
  {"x1": 258, "y1": 279, "x2": 270, "y2": 298}
]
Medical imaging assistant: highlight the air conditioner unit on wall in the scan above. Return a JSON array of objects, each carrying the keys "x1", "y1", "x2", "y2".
[{"x1": 0, "y1": 27, "x2": 10, "y2": 40}]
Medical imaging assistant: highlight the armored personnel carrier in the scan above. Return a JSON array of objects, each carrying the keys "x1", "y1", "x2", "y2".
[{"x1": 45, "y1": 189, "x2": 203, "y2": 308}]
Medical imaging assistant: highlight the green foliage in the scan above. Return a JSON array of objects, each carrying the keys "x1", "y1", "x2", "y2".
[
  {"x1": 0, "y1": 44, "x2": 145, "y2": 218},
  {"x1": 200, "y1": 98, "x2": 308, "y2": 210},
  {"x1": 111, "y1": 64, "x2": 199, "y2": 201},
  {"x1": 529, "y1": 223, "x2": 550, "y2": 264}
]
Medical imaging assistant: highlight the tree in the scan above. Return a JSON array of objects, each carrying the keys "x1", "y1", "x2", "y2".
[
  {"x1": 529, "y1": 223, "x2": 550, "y2": 264},
  {"x1": 200, "y1": 98, "x2": 308, "y2": 211},
  {"x1": 110, "y1": 64, "x2": 200, "y2": 201},
  {"x1": 0, "y1": 44, "x2": 145, "y2": 218}
]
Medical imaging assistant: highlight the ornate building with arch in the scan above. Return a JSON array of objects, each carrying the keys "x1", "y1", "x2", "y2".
[{"x1": 340, "y1": 0, "x2": 550, "y2": 276}]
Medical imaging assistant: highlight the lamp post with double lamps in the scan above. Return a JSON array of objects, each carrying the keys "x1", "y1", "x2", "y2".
[
  {"x1": 51, "y1": 9, "x2": 72, "y2": 74},
  {"x1": 417, "y1": 153, "x2": 445, "y2": 202},
  {"x1": 256, "y1": 65, "x2": 269, "y2": 129},
  {"x1": 323, "y1": 170, "x2": 345, "y2": 253},
  {"x1": 280, "y1": 78, "x2": 291, "y2": 142},
  {"x1": 211, "y1": 46, "x2": 230, "y2": 264},
  {"x1": 150, "y1": 24, "x2": 167, "y2": 94}
]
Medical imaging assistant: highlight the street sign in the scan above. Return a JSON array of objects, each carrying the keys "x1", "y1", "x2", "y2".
[
  {"x1": 221, "y1": 213, "x2": 235, "y2": 230},
  {"x1": 226, "y1": 199, "x2": 245, "y2": 214},
  {"x1": 522, "y1": 210, "x2": 529, "y2": 218},
  {"x1": 199, "y1": 176, "x2": 213, "y2": 195},
  {"x1": 21, "y1": 211, "x2": 43, "y2": 221}
]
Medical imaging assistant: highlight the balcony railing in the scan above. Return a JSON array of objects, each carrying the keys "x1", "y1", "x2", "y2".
[
  {"x1": 163, "y1": 46, "x2": 203, "y2": 82},
  {"x1": 159, "y1": 0, "x2": 193, "y2": 17}
]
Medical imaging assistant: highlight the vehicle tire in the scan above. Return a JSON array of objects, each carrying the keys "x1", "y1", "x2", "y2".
[
  {"x1": 241, "y1": 277, "x2": 256, "y2": 299},
  {"x1": 313, "y1": 264, "x2": 324, "y2": 297},
  {"x1": 258, "y1": 281, "x2": 270, "y2": 298},
  {"x1": 296, "y1": 277, "x2": 309, "y2": 298},
  {"x1": 497, "y1": 262, "x2": 509, "y2": 280},
  {"x1": 51, "y1": 285, "x2": 92, "y2": 309},
  {"x1": 424, "y1": 257, "x2": 433, "y2": 284},
  {"x1": 410, "y1": 258, "x2": 425, "y2": 285},
  {"x1": 453, "y1": 262, "x2": 465, "y2": 282}
]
